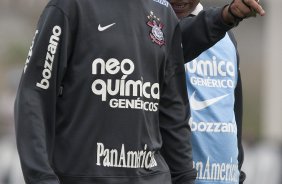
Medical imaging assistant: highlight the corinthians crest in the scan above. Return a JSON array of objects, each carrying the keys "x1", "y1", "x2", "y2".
[{"x1": 147, "y1": 11, "x2": 165, "y2": 47}]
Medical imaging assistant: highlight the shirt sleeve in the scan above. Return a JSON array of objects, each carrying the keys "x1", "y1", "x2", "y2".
[
  {"x1": 14, "y1": 4, "x2": 73, "y2": 184},
  {"x1": 180, "y1": 7, "x2": 234, "y2": 62},
  {"x1": 227, "y1": 31, "x2": 246, "y2": 184},
  {"x1": 235, "y1": 71, "x2": 247, "y2": 184},
  {"x1": 159, "y1": 23, "x2": 197, "y2": 184}
]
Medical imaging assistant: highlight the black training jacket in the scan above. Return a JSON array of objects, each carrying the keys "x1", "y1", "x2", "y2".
[
  {"x1": 14, "y1": 0, "x2": 196, "y2": 184},
  {"x1": 14, "y1": 0, "x2": 236, "y2": 183}
]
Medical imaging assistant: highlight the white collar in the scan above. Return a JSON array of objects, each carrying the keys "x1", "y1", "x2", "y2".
[{"x1": 190, "y1": 3, "x2": 204, "y2": 16}]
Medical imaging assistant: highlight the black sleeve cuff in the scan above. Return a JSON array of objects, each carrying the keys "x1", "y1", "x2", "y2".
[{"x1": 239, "y1": 171, "x2": 247, "y2": 184}]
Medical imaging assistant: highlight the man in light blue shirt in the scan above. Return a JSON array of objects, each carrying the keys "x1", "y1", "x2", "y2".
[{"x1": 168, "y1": 0, "x2": 251, "y2": 183}]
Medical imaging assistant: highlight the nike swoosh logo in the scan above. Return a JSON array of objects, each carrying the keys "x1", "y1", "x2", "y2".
[
  {"x1": 190, "y1": 92, "x2": 229, "y2": 111},
  {"x1": 98, "y1": 23, "x2": 116, "y2": 31}
]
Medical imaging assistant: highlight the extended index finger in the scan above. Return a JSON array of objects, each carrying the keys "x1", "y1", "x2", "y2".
[{"x1": 244, "y1": 0, "x2": 265, "y2": 16}]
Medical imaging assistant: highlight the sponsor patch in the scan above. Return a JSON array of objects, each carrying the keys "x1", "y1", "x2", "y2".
[
  {"x1": 91, "y1": 58, "x2": 160, "y2": 112},
  {"x1": 193, "y1": 157, "x2": 239, "y2": 182},
  {"x1": 96, "y1": 142, "x2": 157, "y2": 169},
  {"x1": 36, "y1": 25, "x2": 62, "y2": 90},
  {"x1": 24, "y1": 30, "x2": 39, "y2": 73}
]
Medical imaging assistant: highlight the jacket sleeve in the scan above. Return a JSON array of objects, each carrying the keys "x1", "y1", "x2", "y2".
[
  {"x1": 235, "y1": 70, "x2": 246, "y2": 184},
  {"x1": 14, "y1": 4, "x2": 73, "y2": 184},
  {"x1": 159, "y1": 24, "x2": 197, "y2": 184},
  {"x1": 227, "y1": 31, "x2": 246, "y2": 184},
  {"x1": 180, "y1": 7, "x2": 234, "y2": 62}
]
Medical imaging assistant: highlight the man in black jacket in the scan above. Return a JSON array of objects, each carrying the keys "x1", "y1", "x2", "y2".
[
  {"x1": 14, "y1": 0, "x2": 264, "y2": 184},
  {"x1": 15, "y1": 0, "x2": 197, "y2": 183}
]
